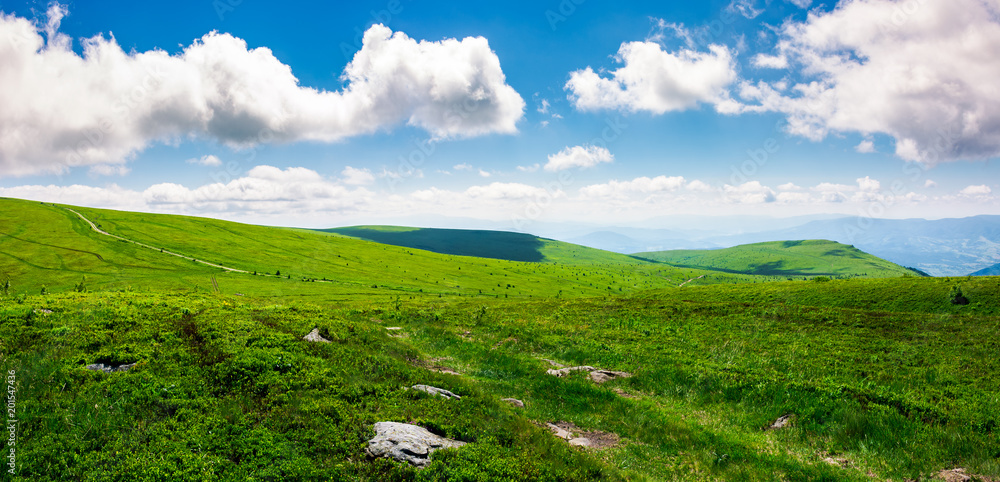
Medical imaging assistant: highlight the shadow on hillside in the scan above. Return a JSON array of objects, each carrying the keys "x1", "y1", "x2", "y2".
[{"x1": 323, "y1": 227, "x2": 546, "y2": 262}]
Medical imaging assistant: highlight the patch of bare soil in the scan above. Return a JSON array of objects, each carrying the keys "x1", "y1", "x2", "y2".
[{"x1": 545, "y1": 421, "x2": 620, "y2": 449}]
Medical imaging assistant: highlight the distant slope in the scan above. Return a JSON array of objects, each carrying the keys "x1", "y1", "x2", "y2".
[
  {"x1": 970, "y1": 262, "x2": 1000, "y2": 276},
  {"x1": 2, "y1": 198, "x2": 720, "y2": 300},
  {"x1": 707, "y1": 216, "x2": 1000, "y2": 277},
  {"x1": 324, "y1": 225, "x2": 646, "y2": 265},
  {"x1": 636, "y1": 240, "x2": 922, "y2": 278}
]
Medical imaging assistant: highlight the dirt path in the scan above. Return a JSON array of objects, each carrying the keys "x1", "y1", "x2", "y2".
[
  {"x1": 65, "y1": 208, "x2": 250, "y2": 274},
  {"x1": 678, "y1": 274, "x2": 706, "y2": 287}
]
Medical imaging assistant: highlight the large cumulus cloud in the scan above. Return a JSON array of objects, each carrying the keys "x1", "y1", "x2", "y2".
[{"x1": 0, "y1": 5, "x2": 524, "y2": 176}]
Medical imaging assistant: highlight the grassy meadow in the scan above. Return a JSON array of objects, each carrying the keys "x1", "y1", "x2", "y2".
[{"x1": 1, "y1": 197, "x2": 998, "y2": 481}]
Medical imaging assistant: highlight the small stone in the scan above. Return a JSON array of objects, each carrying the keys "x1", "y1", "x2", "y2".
[
  {"x1": 546, "y1": 423, "x2": 573, "y2": 440},
  {"x1": 501, "y1": 398, "x2": 524, "y2": 408},
  {"x1": 545, "y1": 366, "x2": 631, "y2": 383},
  {"x1": 769, "y1": 414, "x2": 793, "y2": 429},
  {"x1": 411, "y1": 384, "x2": 461, "y2": 400},
  {"x1": 366, "y1": 422, "x2": 466, "y2": 467},
  {"x1": 568, "y1": 438, "x2": 591, "y2": 447},
  {"x1": 84, "y1": 362, "x2": 136, "y2": 373},
  {"x1": 386, "y1": 327, "x2": 403, "y2": 330},
  {"x1": 303, "y1": 328, "x2": 330, "y2": 343}
]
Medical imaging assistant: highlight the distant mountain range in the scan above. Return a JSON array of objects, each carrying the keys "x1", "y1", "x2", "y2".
[
  {"x1": 541, "y1": 215, "x2": 1000, "y2": 277},
  {"x1": 970, "y1": 263, "x2": 1000, "y2": 276}
]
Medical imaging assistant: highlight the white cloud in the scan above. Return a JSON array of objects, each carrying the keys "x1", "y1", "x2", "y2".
[
  {"x1": 686, "y1": 180, "x2": 713, "y2": 192},
  {"x1": 516, "y1": 164, "x2": 540, "y2": 173},
  {"x1": 751, "y1": 53, "x2": 788, "y2": 69},
  {"x1": 453, "y1": 163, "x2": 473, "y2": 171},
  {"x1": 580, "y1": 176, "x2": 686, "y2": 198},
  {"x1": 857, "y1": 176, "x2": 880, "y2": 192},
  {"x1": 88, "y1": 164, "x2": 131, "y2": 177},
  {"x1": 538, "y1": 99, "x2": 551, "y2": 114},
  {"x1": 478, "y1": 169, "x2": 491, "y2": 178},
  {"x1": 341, "y1": 166, "x2": 375, "y2": 185},
  {"x1": 786, "y1": 0, "x2": 812, "y2": 7},
  {"x1": 777, "y1": 182, "x2": 803, "y2": 191},
  {"x1": 727, "y1": 0, "x2": 764, "y2": 20},
  {"x1": 776, "y1": 191, "x2": 812, "y2": 203},
  {"x1": 924, "y1": 179, "x2": 937, "y2": 188},
  {"x1": 565, "y1": 39, "x2": 737, "y2": 114},
  {"x1": 0, "y1": 183, "x2": 143, "y2": 210},
  {"x1": 737, "y1": 0, "x2": 1000, "y2": 163},
  {"x1": 723, "y1": 181, "x2": 775, "y2": 204},
  {"x1": 959, "y1": 185, "x2": 992, "y2": 197},
  {"x1": 186, "y1": 155, "x2": 223, "y2": 166},
  {"x1": 544, "y1": 145, "x2": 614, "y2": 172},
  {"x1": 855, "y1": 140, "x2": 876, "y2": 153},
  {"x1": 0, "y1": 8, "x2": 524, "y2": 176}
]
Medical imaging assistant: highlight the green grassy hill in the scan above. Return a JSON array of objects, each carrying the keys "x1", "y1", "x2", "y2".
[
  {"x1": 3, "y1": 197, "x2": 996, "y2": 481},
  {"x1": 636, "y1": 239, "x2": 923, "y2": 279},
  {"x1": 0, "y1": 198, "x2": 720, "y2": 303},
  {"x1": 324, "y1": 226, "x2": 646, "y2": 266}
]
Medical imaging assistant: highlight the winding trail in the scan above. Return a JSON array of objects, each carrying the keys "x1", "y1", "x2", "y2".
[
  {"x1": 678, "y1": 274, "x2": 706, "y2": 288},
  {"x1": 65, "y1": 208, "x2": 250, "y2": 274}
]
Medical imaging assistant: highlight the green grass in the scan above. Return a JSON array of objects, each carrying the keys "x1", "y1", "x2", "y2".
[
  {"x1": 325, "y1": 225, "x2": 650, "y2": 266},
  {"x1": 636, "y1": 240, "x2": 923, "y2": 279},
  {"x1": 2, "y1": 197, "x2": 995, "y2": 481}
]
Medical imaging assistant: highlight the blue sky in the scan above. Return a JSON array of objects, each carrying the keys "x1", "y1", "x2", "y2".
[{"x1": 0, "y1": 0, "x2": 998, "y2": 229}]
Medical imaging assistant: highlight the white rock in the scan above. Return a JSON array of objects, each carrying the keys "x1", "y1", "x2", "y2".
[{"x1": 365, "y1": 422, "x2": 466, "y2": 467}]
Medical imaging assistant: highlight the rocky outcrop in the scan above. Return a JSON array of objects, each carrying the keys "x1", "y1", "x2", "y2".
[
  {"x1": 546, "y1": 366, "x2": 632, "y2": 384},
  {"x1": 365, "y1": 422, "x2": 466, "y2": 467},
  {"x1": 84, "y1": 362, "x2": 136, "y2": 373},
  {"x1": 303, "y1": 328, "x2": 330, "y2": 343},
  {"x1": 411, "y1": 384, "x2": 461, "y2": 400}
]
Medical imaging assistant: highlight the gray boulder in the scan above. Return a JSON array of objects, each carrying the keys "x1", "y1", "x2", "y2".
[
  {"x1": 411, "y1": 384, "x2": 461, "y2": 400},
  {"x1": 84, "y1": 363, "x2": 136, "y2": 373},
  {"x1": 365, "y1": 422, "x2": 466, "y2": 467},
  {"x1": 546, "y1": 366, "x2": 631, "y2": 383},
  {"x1": 303, "y1": 328, "x2": 330, "y2": 343}
]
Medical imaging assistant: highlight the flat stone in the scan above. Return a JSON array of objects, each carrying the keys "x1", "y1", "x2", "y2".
[
  {"x1": 501, "y1": 398, "x2": 524, "y2": 408},
  {"x1": 411, "y1": 384, "x2": 461, "y2": 400},
  {"x1": 84, "y1": 362, "x2": 136, "y2": 373},
  {"x1": 546, "y1": 366, "x2": 632, "y2": 383},
  {"x1": 303, "y1": 328, "x2": 330, "y2": 343},
  {"x1": 568, "y1": 437, "x2": 591, "y2": 447},
  {"x1": 365, "y1": 422, "x2": 466, "y2": 468},
  {"x1": 769, "y1": 414, "x2": 793, "y2": 429}
]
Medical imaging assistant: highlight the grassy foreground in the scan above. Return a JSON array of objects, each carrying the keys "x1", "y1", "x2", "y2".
[{"x1": 1, "y1": 197, "x2": 998, "y2": 480}]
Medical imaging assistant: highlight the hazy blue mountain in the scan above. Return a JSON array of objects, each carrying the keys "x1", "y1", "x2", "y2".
[
  {"x1": 970, "y1": 263, "x2": 1000, "y2": 276},
  {"x1": 704, "y1": 216, "x2": 1000, "y2": 277}
]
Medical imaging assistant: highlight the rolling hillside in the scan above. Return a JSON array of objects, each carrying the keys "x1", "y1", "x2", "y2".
[
  {"x1": 324, "y1": 226, "x2": 647, "y2": 265},
  {"x1": 0, "y1": 198, "x2": 718, "y2": 302},
  {"x1": 636, "y1": 239, "x2": 923, "y2": 278}
]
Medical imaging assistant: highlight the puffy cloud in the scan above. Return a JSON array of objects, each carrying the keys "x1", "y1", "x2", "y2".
[
  {"x1": 187, "y1": 155, "x2": 223, "y2": 166},
  {"x1": 565, "y1": 39, "x2": 737, "y2": 114},
  {"x1": 727, "y1": 0, "x2": 764, "y2": 20},
  {"x1": 544, "y1": 145, "x2": 614, "y2": 172},
  {"x1": 723, "y1": 181, "x2": 775, "y2": 204},
  {"x1": 580, "y1": 176, "x2": 686, "y2": 198},
  {"x1": 453, "y1": 163, "x2": 473, "y2": 171},
  {"x1": 959, "y1": 185, "x2": 992, "y2": 197},
  {"x1": 737, "y1": 0, "x2": 1000, "y2": 163},
  {"x1": 0, "y1": 183, "x2": 143, "y2": 210},
  {"x1": 777, "y1": 182, "x2": 803, "y2": 191},
  {"x1": 686, "y1": 180, "x2": 713, "y2": 192},
  {"x1": 0, "y1": 7, "x2": 524, "y2": 176},
  {"x1": 341, "y1": 166, "x2": 375, "y2": 185},
  {"x1": 857, "y1": 176, "x2": 881, "y2": 192},
  {"x1": 924, "y1": 179, "x2": 937, "y2": 188},
  {"x1": 855, "y1": 140, "x2": 876, "y2": 153},
  {"x1": 751, "y1": 53, "x2": 789, "y2": 69}
]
